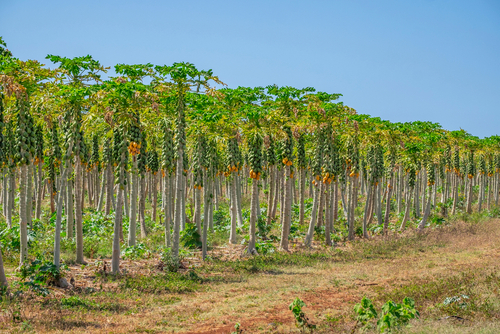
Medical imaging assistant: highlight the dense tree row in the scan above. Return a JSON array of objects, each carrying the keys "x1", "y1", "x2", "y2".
[{"x1": 1, "y1": 37, "x2": 500, "y2": 288}]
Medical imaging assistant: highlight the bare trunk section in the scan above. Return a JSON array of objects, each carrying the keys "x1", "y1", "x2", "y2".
[
  {"x1": 163, "y1": 174, "x2": 171, "y2": 247},
  {"x1": 248, "y1": 179, "x2": 259, "y2": 254},
  {"x1": 299, "y1": 168, "x2": 306, "y2": 225},
  {"x1": 75, "y1": 157, "x2": 85, "y2": 264},
  {"x1": 139, "y1": 174, "x2": 147, "y2": 238},
  {"x1": 279, "y1": 165, "x2": 292, "y2": 251},
  {"x1": 19, "y1": 164, "x2": 28, "y2": 266},
  {"x1": 304, "y1": 181, "x2": 320, "y2": 247},
  {"x1": 66, "y1": 163, "x2": 74, "y2": 239},
  {"x1": 128, "y1": 159, "x2": 138, "y2": 246},
  {"x1": 266, "y1": 166, "x2": 275, "y2": 225},
  {"x1": 172, "y1": 149, "x2": 184, "y2": 258},
  {"x1": 418, "y1": 185, "x2": 433, "y2": 231},
  {"x1": 35, "y1": 162, "x2": 43, "y2": 219},
  {"x1": 229, "y1": 175, "x2": 237, "y2": 244},
  {"x1": 362, "y1": 182, "x2": 373, "y2": 238},
  {"x1": 324, "y1": 183, "x2": 332, "y2": 246},
  {"x1": 383, "y1": 173, "x2": 394, "y2": 235}
]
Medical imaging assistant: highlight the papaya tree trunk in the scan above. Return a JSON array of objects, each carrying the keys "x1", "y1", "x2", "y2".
[
  {"x1": 35, "y1": 162, "x2": 43, "y2": 219},
  {"x1": 128, "y1": 158, "x2": 138, "y2": 246},
  {"x1": 75, "y1": 157, "x2": 85, "y2": 264},
  {"x1": 362, "y1": 182, "x2": 373, "y2": 238},
  {"x1": 304, "y1": 179, "x2": 319, "y2": 247},
  {"x1": 418, "y1": 185, "x2": 433, "y2": 231},
  {"x1": 324, "y1": 182, "x2": 332, "y2": 246},
  {"x1": 163, "y1": 174, "x2": 171, "y2": 246},
  {"x1": 139, "y1": 174, "x2": 147, "y2": 238},
  {"x1": 299, "y1": 167, "x2": 305, "y2": 225},
  {"x1": 229, "y1": 174, "x2": 237, "y2": 244},
  {"x1": 248, "y1": 178, "x2": 259, "y2": 254},
  {"x1": 172, "y1": 149, "x2": 184, "y2": 258},
  {"x1": 279, "y1": 165, "x2": 292, "y2": 251},
  {"x1": 19, "y1": 164, "x2": 28, "y2": 266},
  {"x1": 66, "y1": 163, "x2": 74, "y2": 239},
  {"x1": 266, "y1": 165, "x2": 275, "y2": 225}
]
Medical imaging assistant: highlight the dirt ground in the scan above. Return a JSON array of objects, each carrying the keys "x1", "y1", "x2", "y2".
[{"x1": 2, "y1": 219, "x2": 500, "y2": 333}]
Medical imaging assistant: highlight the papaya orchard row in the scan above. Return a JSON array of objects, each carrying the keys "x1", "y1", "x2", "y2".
[{"x1": 0, "y1": 39, "x2": 500, "y2": 289}]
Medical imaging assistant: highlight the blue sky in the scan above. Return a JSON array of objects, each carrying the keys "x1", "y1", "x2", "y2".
[{"x1": 1, "y1": 0, "x2": 499, "y2": 138}]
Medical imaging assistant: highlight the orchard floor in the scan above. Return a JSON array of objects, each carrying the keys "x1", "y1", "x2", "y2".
[{"x1": 2, "y1": 218, "x2": 500, "y2": 333}]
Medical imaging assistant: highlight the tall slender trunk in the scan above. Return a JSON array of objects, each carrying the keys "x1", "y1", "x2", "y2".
[
  {"x1": 2, "y1": 169, "x2": 6, "y2": 219},
  {"x1": 66, "y1": 163, "x2": 74, "y2": 239},
  {"x1": 35, "y1": 162, "x2": 43, "y2": 219},
  {"x1": 487, "y1": 175, "x2": 492, "y2": 211},
  {"x1": 172, "y1": 149, "x2": 184, "y2": 258},
  {"x1": 0, "y1": 247, "x2": 7, "y2": 288},
  {"x1": 75, "y1": 157, "x2": 85, "y2": 264},
  {"x1": 383, "y1": 173, "x2": 394, "y2": 235},
  {"x1": 54, "y1": 165, "x2": 68, "y2": 268},
  {"x1": 27, "y1": 162, "x2": 33, "y2": 228},
  {"x1": 376, "y1": 181, "x2": 383, "y2": 225},
  {"x1": 279, "y1": 165, "x2": 292, "y2": 251},
  {"x1": 139, "y1": 174, "x2": 147, "y2": 238},
  {"x1": 299, "y1": 168, "x2": 306, "y2": 225},
  {"x1": 19, "y1": 164, "x2": 28, "y2": 266},
  {"x1": 112, "y1": 175, "x2": 124, "y2": 274},
  {"x1": 97, "y1": 168, "x2": 106, "y2": 212},
  {"x1": 421, "y1": 171, "x2": 427, "y2": 214},
  {"x1": 266, "y1": 166, "x2": 275, "y2": 225},
  {"x1": 123, "y1": 175, "x2": 129, "y2": 218},
  {"x1": 324, "y1": 183, "x2": 332, "y2": 246},
  {"x1": 414, "y1": 176, "x2": 420, "y2": 218},
  {"x1": 128, "y1": 159, "x2": 138, "y2": 246},
  {"x1": 163, "y1": 174, "x2": 171, "y2": 246},
  {"x1": 348, "y1": 177, "x2": 356, "y2": 240},
  {"x1": 248, "y1": 179, "x2": 259, "y2": 254},
  {"x1": 152, "y1": 173, "x2": 158, "y2": 222},
  {"x1": 304, "y1": 181, "x2": 320, "y2": 247},
  {"x1": 229, "y1": 175, "x2": 237, "y2": 244},
  {"x1": 400, "y1": 184, "x2": 412, "y2": 230},
  {"x1": 317, "y1": 181, "x2": 325, "y2": 227},
  {"x1": 6, "y1": 169, "x2": 14, "y2": 228},
  {"x1": 194, "y1": 187, "x2": 201, "y2": 233},
  {"x1": 397, "y1": 166, "x2": 403, "y2": 214},
  {"x1": 451, "y1": 174, "x2": 458, "y2": 215},
  {"x1": 418, "y1": 185, "x2": 433, "y2": 231},
  {"x1": 235, "y1": 174, "x2": 243, "y2": 227},
  {"x1": 105, "y1": 165, "x2": 112, "y2": 215},
  {"x1": 333, "y1": 181, "x2": 339, "y2": 230},
  {"x1": 362, "y1": 182, "x2": 373, "y2": 238},
  {"x1": 87, "y1": 167, "x2": 93, "y2": 208},
  {"x1": 495, "y1": 173, "x2": 499, "y2": 207},
  {"x1": 466, "y1": 176, "x2": 473, "y2": 214},
  {"x1": 478, "y1": 173, "x2": 484, "y2": 212},
  {"x1": 202, "y1": 173, "x2": 211, "y2": 259},
  {"x1": 271, "y1": 169, "x2": 280, "y2": 220}
]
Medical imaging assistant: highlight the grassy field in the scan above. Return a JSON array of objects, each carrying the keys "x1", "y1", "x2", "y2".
[{"x1": 0, "y1": 209, "x2": 499, "y2": 333}]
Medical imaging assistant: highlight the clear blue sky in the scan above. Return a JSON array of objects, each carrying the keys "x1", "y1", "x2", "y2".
[{"x1": 1, "y1": 0, "x2": 499, "y2": 138}]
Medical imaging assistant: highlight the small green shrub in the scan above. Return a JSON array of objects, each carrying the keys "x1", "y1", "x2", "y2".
[
  {"x1": 354, "y1": 296, "x2": 419, "y2": 333},
  {"x1": 180, "y1": 223, "x2": 202, "y2": 249},
  {"x1": 122, "y1": 243, "x2": 149, "y2": 260},
  {"x1": 289, "y1": 297, "x2": 316, "y2": 332}
]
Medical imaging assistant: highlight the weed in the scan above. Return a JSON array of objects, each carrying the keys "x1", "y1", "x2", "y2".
[
  {"x1": 120, "y1": 272, "x2": 201, "y2": 293},
  {"x1": 289, "y1": 297, "x2": 316, "y2": 332},
  {"x1": 353, "y1": 296, "x2": 419, "y2": 333},
  {"x1": 180, "y1": 223, "x2": 202, "y2": 249},
  {"x1": 122, "y1": 243, "x2": 150, "y2": 260}
]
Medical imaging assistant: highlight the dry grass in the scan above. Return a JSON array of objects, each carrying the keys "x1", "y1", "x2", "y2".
[{"x1": 1, "y1": 218, "x2": 500, "y2": 333}]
